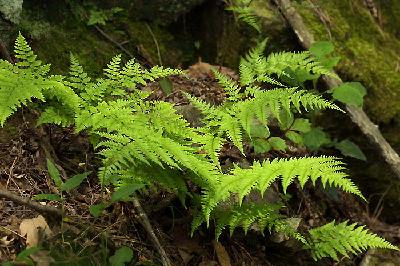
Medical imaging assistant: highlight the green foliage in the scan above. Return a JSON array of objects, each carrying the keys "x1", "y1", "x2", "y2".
[
  {"x1": 238, "y1": 39, "x2": 339, "y2": 87},
  {"x1": 87, "y1": 7, "x2": 123, "y2": 26},
  {"x1": 331, "y1": 82, "x2": 367, "y2": 107},
  {"x1": 193, "y1": 202, "x2": 305, "y2": 243},
  {"x1": 309, "y1": 41, "x2": 341, "y2": 71},
  {"x1": 226, "y1": 0, "x2": 261, "y2": 32},
  {"x1": 0, "y1": 34, "x2": 396, "y2": 262},
  {"x1": 306, "y1": 221, "x2": 399, "y2": 261},
  {"x1": 2, "y1": 247, "x2": 41, "y2": 266},
  {"x1": 109, "y1": 246, "x2": 134, "y2": 266},
  {"x1": 334, "y1": 140, "x2": 367, "y2": 161},
  {"x1": 199, "y1": 156, "x2": 364, "y2": 223}
]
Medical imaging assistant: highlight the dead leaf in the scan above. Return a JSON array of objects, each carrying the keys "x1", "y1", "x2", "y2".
[
  {"x1": 0, "y1": 236, "x2": 13, "y2": 246},
  {"x1": 212, "y1": 240, "x2": 231, "y2": 266},
  {"x1": 19, "y1": 215, "x2": 52, "y2": 247}
]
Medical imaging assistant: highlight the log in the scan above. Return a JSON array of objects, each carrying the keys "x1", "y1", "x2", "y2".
[{"x1": 272, "y1": 0, "x2": 400, "y2": 179}]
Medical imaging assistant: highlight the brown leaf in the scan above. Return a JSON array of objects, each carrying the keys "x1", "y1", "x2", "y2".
[
  {"x1": 212, "y1": 240, "x2": 231, "y2": 266},
  {"x1": 19, "y1": 215, "x2": 52, "y2": 247}
]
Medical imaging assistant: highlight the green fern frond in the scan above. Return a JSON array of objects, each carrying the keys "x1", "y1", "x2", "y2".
[
  {"x1": 306, "y1": 221, "x2": 399, "y2": 261},
  {"x1": 212, "y1": 68, "x2": 241, "y2": 101},
  {"x1": 67, "y1": 54, "x2": 91, "y2": 92},
  {"x1": 201, "y1": 156, "x2": 364, "y2": 221},
  {"x1": 227, "y1": 1, "x2": 261, "y2": 32},
  {"x1": 103, "y1": 54, "x2": 122, "y2": 81}
]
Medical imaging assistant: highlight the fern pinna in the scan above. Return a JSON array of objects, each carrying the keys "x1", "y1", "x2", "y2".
[{"x1": 0, "y1": 34, "x2": 397, "y2": 261}]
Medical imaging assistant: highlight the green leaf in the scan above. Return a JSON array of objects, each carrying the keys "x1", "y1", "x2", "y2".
[
  {"x1": 335, "y1": 140, "x2": 367, "y2": 161},
  {"x1": 268, "y1": 137, "x2": 287, "y2": 151},
  {"x1": 109, "y1": 246, "x2": 134, "y2": 266},
  {"x1": 252, "y1": 139, "x2": 271, "y2": 153},
  {"x1": 278, "y1": 109, "x2": 294, "y2": 130},
  {"x1": 249, "y1": 122, "x2": 270, "y2": 139},
  {"x1": 285, "y1": 131, "x2": 303, "y2": 144},
  {"x1": 303, "y1": 128, "x2": 331, "y2": 150},
  {"x1": 46, "y1": 158, "x2": 63, "y2": 188},
  {"x1": 158, "y1": 77, "x2": 173, "y2": 95},
  {"x1": 309, "y1": 41, "x2": 335, "y2": 59},
  {"x1": 60, "y1": 172, "x2": 91, "y2": 192},
  {"x1": 290, "y1": 118, "x2": 311, "y2": 133},
  {"x1": 34, "y1": 193, "x2": 62, "y2": 202},
  {"x1": 89, "y1": 203, "x2": 107, "y2": 217},
  {"x1": 111, "y1": 183, "x2": 145, "y2": 202},
  {"x1": 331, "y1": 82, "x2": 367, "y2": 107}
]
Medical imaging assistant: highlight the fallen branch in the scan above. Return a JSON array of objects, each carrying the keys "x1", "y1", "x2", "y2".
[
  {"x1": 273, "y1": 0, "x2": 400, "y2": 179},
  {"x1": 132, "y1": 196, "x2": 172, "y2": 266},
  {"x1": 94, "y1": 25, "x2": 134, "y2": 58},
  {"x1": 0, "y1": 187, "x2": 62, "y2": 218}
]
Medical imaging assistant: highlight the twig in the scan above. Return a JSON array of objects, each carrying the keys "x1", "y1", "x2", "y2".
[
  {"x1": 94, "y1": 25, "x2": 134, "y2": 58},
  {"x1": 0, "y1": 187, "x2": 62, "y2": 218},
  {"x1": 145, "y1": 23, "x2": 163, "y2": 65},
  {"x1": 272, "y1": 0, "x2": 400, "y2": 180},
  {"x1": 132, "y1": 196, "x2": 171, "y2": 266}
]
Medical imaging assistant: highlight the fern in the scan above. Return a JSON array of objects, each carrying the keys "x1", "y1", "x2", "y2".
[
  {"x1": 201, "y1": 156, "x2": 364, "y2": 221},
  {"x1": 226, "y1": 0, "x2": 261, "y2": 32},
  {"x1": 305, "y1": 221, "x2": 399, "y2": 261},
  {"x1": 0, "y1": 34, "x2": 397, "y2": 262},
  {"x1": 192, "y1": 202, "x2": 305, "y2": 242}
]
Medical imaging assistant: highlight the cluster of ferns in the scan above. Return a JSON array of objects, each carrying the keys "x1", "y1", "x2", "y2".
[{"x1": 0, "y1": 34, "x2": 397, "y2": 261}]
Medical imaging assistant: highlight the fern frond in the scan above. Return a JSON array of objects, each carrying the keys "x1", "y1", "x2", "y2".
[
  {"x1": 212, "y1": 68, "x2": 241, "y2": 102},
  {"x1": 306, "y1": 221, "x2": 399, "y2": 261},
  {"x1": 103, "y1": 54, "x2": 122, "y2": 81},
  {"x1": 227, "y1": 2, "x2": 261, "y2": 33},
  {"x1": 201, "y1": 156, "x2": 364, "y2": 221},
  {"x1": 14, "y1": 33, "x2": 50, "y2": 75},
  {"x1": 67, "y1": 54, "x2": 91, "y2": 92}
]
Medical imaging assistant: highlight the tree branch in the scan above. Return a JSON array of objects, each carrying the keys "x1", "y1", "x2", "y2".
[
  {"x1": 132, "y1": 196, "x2": 171, "y2": 266},
  {"x1": 0, "y1": 187, "x2": 62, "y2": 218}
]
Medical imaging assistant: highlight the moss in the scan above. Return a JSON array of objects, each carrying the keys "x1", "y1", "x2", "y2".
[{"x1": 296, "y1": 0, "x2": 400, "y2": 125}]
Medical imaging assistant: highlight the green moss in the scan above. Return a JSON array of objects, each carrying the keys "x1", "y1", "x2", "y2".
[{"x1": 297, "y1": 0, "x2": 400, "y2": 124}]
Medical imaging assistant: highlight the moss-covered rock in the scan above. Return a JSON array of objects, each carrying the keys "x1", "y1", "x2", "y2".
[{"x1": 295, "y1": 0, "x2": 400, "y2": 126}]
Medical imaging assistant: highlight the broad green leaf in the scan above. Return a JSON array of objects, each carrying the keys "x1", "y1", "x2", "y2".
[
  {"x1": 89, "y1": 203, "x2": 107, "y2": 217},
  {"x1": 46, "y1": 158, "x2": 63, "y2": 188},
  {"x1": 332, "y1": 82, "x2": 367, "y2": 107},
  {"x1": 250, "y1": 122, "x2": 270, "y2": 139},
  {"x1": 109, "y1": 246, "x2": 134, "y2": 266},
  {"x1": 268, "y1": 137, "x2": 287, "y2": 151},
  {"x1": 60, "y1": 171, "x2": 91, "y2": 192},
  {"x1": 158, "y1": 77, "x2": 173, "y2": 95},
  {"x1": 335, "y1": 140, "x2": 367, "y2": 161},
  {"x1": 285, "y1": 131, "x2": 303, "y2": 144},
  {"x1": 303, "y1": 128, "x2": 331, "y2": 150},
  {"x1": 34, "y1": 193, "x2": 62, "y2": 202},
  {"x1": 290, "y1": 118, "x2": 311, "y2": 133},
  {"x1": 252, "y1": 139, "x2": 271, "y2": 153},
  {"x1": 111, "y1": 183, "x2": 145, "y2": 202},
  {"x1": 309, "y1": 41, "x2": 335, "y2": 59}
]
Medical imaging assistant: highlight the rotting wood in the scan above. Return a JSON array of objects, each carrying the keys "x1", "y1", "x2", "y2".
[{"x1": 272, "y1": 0, "x2": 400, "y2": 179}]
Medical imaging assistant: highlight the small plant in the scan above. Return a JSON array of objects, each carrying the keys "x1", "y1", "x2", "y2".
[{"x1": 0, "y1": 33, "x2": 397, "y2": 262}]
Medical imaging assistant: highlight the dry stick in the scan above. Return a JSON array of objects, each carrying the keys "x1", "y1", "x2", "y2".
[
  {"x1": 94, "y1": 25, "x2": 134, "y2": 58},
  {"x1": 0, "y1": 187, "x2": 62, "y2": 217},
  {"x1": 132, "y1": 196, "x2": 172, "y2": 266},
  {"x1": 272, "y1": 0, "x2": 400, "y2": 179}
]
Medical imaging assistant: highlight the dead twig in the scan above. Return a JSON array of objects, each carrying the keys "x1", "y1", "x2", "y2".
[
  {"x1": 132, "y1": 196, "x2": 172, "y2": 266},
  {"x1": 94, "y1": 25, "x2": 134, "y2": 58},
  {"x1": 272, "y1": 0, "x2": 400, "y2": 180},
  {"x1": 0, "y1": 187, "x2": 62, "y2": 218}
]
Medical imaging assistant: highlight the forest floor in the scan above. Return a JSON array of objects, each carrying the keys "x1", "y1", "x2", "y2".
[{"x1": 1, "y1": 63, "x2": 400, "y2": 266}]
